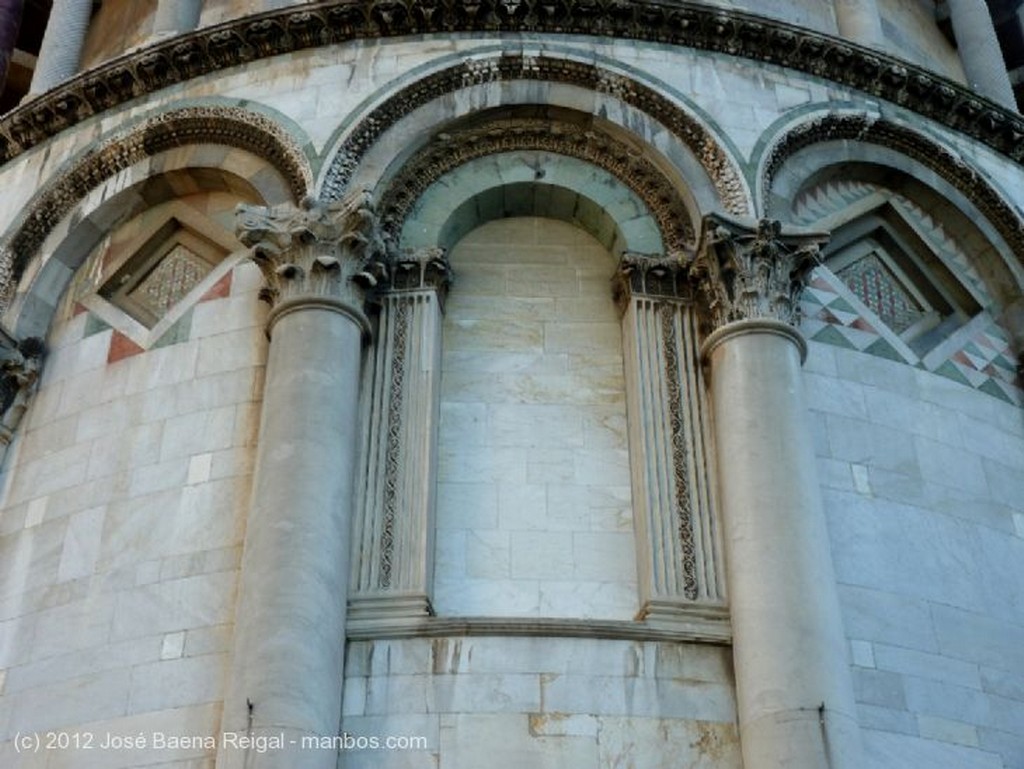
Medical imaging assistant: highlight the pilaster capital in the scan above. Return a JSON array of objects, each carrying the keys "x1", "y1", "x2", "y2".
[
  {"x1": 387, "y1": 247, "x2": 452, "y2": 303},
  {"x1": 0, "y1": 336, "x2": 44, "y2": 446},
  {"x1": 611, "y1": 251, "x2": 694, "y2": 311},
  {"x1": 235, "y1": 190, "x2": 386, "y2": 329},
  {"x1": 689, "y1": 213, "x2": 827, "y2": 331}
]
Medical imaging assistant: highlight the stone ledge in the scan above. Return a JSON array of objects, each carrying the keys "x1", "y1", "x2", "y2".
[{"x1": 346, "y1": 608, "x2": 732, "y2": 645}]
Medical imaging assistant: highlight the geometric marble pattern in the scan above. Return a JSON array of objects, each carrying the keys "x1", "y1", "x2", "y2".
[
  {"x1": 130, "y1": 243, "x2": 212, "y2": 320},
  {"x1": 937, "y1": 321, "x2": 1023, "y2": 405},
  {"x1": 836, "y1": 253, "x2": 924, "y2": 334}
]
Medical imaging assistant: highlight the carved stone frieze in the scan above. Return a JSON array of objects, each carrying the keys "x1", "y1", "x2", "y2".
[
  {"x1": 3, "y1": 106, "x2": 312, "y2": 293},
  {"x1": 326, "y1": 56, "x2": 747, "y2": 221},
  {"x1": 378, "y1": 118, "x2": 696, "y2": 251},
  {"x1": 690, "y1": 214, "x2": 827, "y2": 331},
  {"x1": 2, "y1": 1, "x2": 1023, "y2": 173},
  {"x1": 236, "y1": 191, "x2": 385, "y2": 322},
  {"x1": 612, "y1": 252, "x2": 694, "y2": 311},
  {"x1": 0, "y1": 336, "x2": 44, "y2": 447}
]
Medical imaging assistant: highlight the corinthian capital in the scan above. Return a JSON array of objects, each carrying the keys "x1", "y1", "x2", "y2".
[
  {"x1": 689, "y1": 214, "x2": 827, "y2": 331},
  {"x1": 235, "y1": 191, "x2": 386, "y2": 317}
]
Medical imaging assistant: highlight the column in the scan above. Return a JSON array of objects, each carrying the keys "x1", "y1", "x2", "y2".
[
  {"x1": 349, "y1": 247, "x2": 451, "y2": 627},
  {"x1": 28, "y1": 0, "x2": 91, "y2": 94},
  {"x1": 948, "y1": 0, "x2": 1017, "y2": 109},
  {"x1": 218, "y1": 192, "x2": 385, "y2": 769},
  {"x1": 834, "y1": 0, "x2": 884, "y2": 47},
  {"x1": 613, "y1": 254, "x2": 725, "y2": 629},
  {"x1": 0, "y1": 0, "x2": 25, "y2": 93},
  {"x1": 689, "y1": 215, "x2": 865, "y2": 769},
  {"x1": 150, "y1": 0, "x2": 201, "y2": 41}
]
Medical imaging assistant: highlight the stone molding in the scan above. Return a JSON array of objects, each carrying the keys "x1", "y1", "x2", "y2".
[
  {"x1": 2, "y1": 1, "x2": 1023, "y2": 171},
  {"x1": 345, "y1": 610, "x2": 732, "y2": 645},
  {"x1": 378, "y1": 118, "x2": 697, "y2": 251},
  {"x1": 690, "y1": 213, "x2": 828, "y2": 332},
  {"x1": 236, "y1": 191, "x2": 385, "y2": 333},
  {"x1": 1, "y1": 105, "x2": 312, "y2": 291},
  {"x1": 333, "y1": 60, "x2": 745, "y2": 222}
]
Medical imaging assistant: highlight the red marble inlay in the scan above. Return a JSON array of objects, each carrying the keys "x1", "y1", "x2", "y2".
[
  {"x1": 108, "y1": 330, "x2": 145, "y2": 364},
  {"x1": 200, "y1": 272, "x2": 232, "y2": 302}
]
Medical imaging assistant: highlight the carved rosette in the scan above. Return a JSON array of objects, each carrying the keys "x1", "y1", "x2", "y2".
[
  {"x1": 690, "y1": 214, "x2": 827, "y2": 332},
  {"x1": 235, "y1": 191, "x2": 385, "y2": 331}
]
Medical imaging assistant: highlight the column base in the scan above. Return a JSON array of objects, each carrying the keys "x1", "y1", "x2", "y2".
[
  {"x1": 347, "y1": 592, "x2": 434, "y2": 626},
  {"x1": 636, "y1": 599, "x2": 730, "y2": 635}
]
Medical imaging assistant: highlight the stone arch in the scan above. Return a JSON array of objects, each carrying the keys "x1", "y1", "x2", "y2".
[
  {"x1": 760, "y1": 112, "x2": 1024, "y2": 397},
  {"x1": 759, "y1": 112, "x2": 1024, "y2": 302},
  {"x1": 382, "y1": 115, "x2": 681, "y2": 256},
  {"x1": 1, "y1": 105, "x2": 312, "y2": 337},
  {"x1": 318, "y1": 52, "x2": 751, "y2": 228}
]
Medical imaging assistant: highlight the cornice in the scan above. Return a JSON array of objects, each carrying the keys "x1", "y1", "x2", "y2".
[{"x1": 1, "y1": 1, "x2": 1022, "y2": 169}]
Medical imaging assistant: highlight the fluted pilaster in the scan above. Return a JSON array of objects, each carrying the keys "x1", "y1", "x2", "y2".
[
  {"x1": 613, "y1": 254, "x2": 725, "y2": 629},
  {"x1": 350, "y1": 247, "x2": 451, "y2": 627}
]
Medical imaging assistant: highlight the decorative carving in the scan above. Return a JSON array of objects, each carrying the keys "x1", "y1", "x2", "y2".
[
  {"x1": 612, "y1": 252, "x2": 694, "y2": 311},
  {"x1": 4, "y1": 106, "x2": 312, "y2": 293},
  {"x1": 378, "y1": 118, "x2": 696, "y2": 252},
  {"x1": 235, "y1": 191, "x2": 385, "y2": 317},
  {"x1": 690, "y1": 215, "x2": 827, "y2": 331},
  {"x1": 388, "y1": 247, "x2": 452, "y2": 297},
  {"x1": 0, "y1": 247, "x2": 15, "y2": 315},
  {"x1": 0, "y1": 337, "x2": 45, "y2": 447},
  {"x1": 378, "y1": 295, "x2": 407, "y2": 589},
  {"x1": 659, "y1": 304, "x2": 699, "y2": 600},
  {"x1": 325, "y1": 55, "x2": 747, "y2": 221},
  {"x1": 2, "y1": 1, "x2": 1023, "y2": 174}
]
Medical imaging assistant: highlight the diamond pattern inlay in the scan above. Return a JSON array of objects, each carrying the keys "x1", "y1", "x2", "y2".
[
  {"x1": 130, "y1": 244, "x2": 211, "y2": 318},
  {"x1": 837, "y1": 254, "x2": 923, "y2": 335}
]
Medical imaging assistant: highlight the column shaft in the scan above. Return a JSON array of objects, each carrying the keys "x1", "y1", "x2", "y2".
[
  {"x1": 948, "y1": 0, "x2": 1017, "y2": 109},
  {"x1": 220, "y1": 193, "x2": 384, "y2": 769},
  {"x1": 691, "y1": 215, "x2": 864, "y2": 769},
  {"x1": 220, "y1": 307, "x2": 361, "y2": 769},
  {"x1": 29, "y1": 0, "x2": 91, "y2": 94},
  {"x1": 705, "y1": 323, "x2": 862, "y2": 769},
  {"x1": 834, "y1": 0, "x2": 884, "y2": 46}
]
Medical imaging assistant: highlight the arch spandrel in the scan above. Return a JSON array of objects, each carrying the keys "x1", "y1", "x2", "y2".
[{"x1": 1, "y1": 105, "x2": 312, "y2": 338}]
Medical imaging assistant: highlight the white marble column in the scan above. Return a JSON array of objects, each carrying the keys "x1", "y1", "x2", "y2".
[
  {"x1": 218, "y1": 193, "x2": 384, "y2": 769},
  {"x1": 150, "y1": 0, "x2": 201, "y2": 40},
  {"x1": 28, "y1": 0, "x2": 91, "y2": 94},
  {"x1": 948, "y1": 0, "x2": 1017, "y2": 109},
  {"x1": 614, "y1": 255, "x2": 725, "y2": 628},
  {"x1": 690, "y1": 215, "x2": 865, "y2": 769},
  {"x1": 349, "y1": 248, "x2": 450, "y2": 628},
  {"x1": 834, "y1": 0, "x2": 884, "y2": 46}
]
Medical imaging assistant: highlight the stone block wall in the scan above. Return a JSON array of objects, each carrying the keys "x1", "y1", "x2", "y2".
[
  {"x1": 805, "y1": 342, "x2": 1024, "y2": 769},
  {"x1": 435, "y1": 218, "x2": 637, "y2": 620},
  {"x1": 340, "y1": 636, "x2": 741, "y2": 769},
  {"x1": 0, "y1": 259, "x2": 266, "y2": 768}
]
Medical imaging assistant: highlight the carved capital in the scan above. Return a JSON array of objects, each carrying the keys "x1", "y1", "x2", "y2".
[
  {"x1": 387, "y1": 247, "x2": 453, "y2": 301},
  {"x1": 236, "y1": 191, "x2": 386, "y2": 327},
  {"x1": 612, "y1": 252, "x2": 694, "y2": 311},
  {"x1": 689, "y1": 214, "x2": 827, "y2": 331}
]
